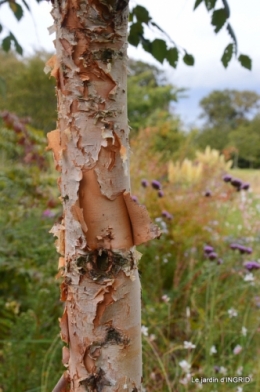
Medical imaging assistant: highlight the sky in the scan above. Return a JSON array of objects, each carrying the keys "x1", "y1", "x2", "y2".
[{"x1": 1, "y1": 0, "x2": 260, "y2": 127}]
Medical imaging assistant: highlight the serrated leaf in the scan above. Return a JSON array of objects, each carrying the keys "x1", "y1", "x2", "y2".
[
  {"x1": 183, "y1": 53, "x2": 195, "y2": 66},
  {"x1": 205, "y1": 0, "x2": 217, "y2": 10},
  {"x1": 221, "y1": 43, "x2": 233, "y2": 68},
  {"x1": 141, "y1": 38, "x2": 152, "y2": 53},
  {"x1": 2, "y1": 35, "x2": 11, "y2": 52},
  {"x1": 10, "y1": 33, "x2": 23, "y2": 55},
  {"x1": 166, "y1": 47, "x2": 179, "y2": 68},
  {"x1": 238, "y1": 54, "x2": 252, "y2": 70},
  {"x1": 151, "y1": 39, "x2": 167, "y2": 63},
  {"x1": 212, "y1": 8, "x2": 227, "y2": 33},
  {"x1": 132, "y1": 5, "x2": 150, "y2": 24},
  {"x1": 128, "y1": 22, "x2": 143, "y2": 47},
  {"x1": 21, "y1": 0, "x2": 30, "y2": 11},
  {"x1": 194, "y1": 0, "x2": 203, "y2": 10},
  {"x1": 9, "y1": 2, "x2": 24, "y2": 21}
]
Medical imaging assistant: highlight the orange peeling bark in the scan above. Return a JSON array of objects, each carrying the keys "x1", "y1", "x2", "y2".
[{"x1": 47, "y1": 1, "x2": 160, "y2": 391}]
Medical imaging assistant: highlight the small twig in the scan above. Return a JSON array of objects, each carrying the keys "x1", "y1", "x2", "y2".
[{"x1": 52, "y1": 372, "x2": 70, "y2": 392}]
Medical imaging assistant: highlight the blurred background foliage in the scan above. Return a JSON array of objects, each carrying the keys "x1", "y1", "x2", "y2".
[{"x1": 1, "y1": 50, "x2": 260, "y2": 391}]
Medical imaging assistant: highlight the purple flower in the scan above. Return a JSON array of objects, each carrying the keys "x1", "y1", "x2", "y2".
[
  {"x1": 204, "y1": 245, "x2": 214, "y2": 254},
  {"x1": 223, "y1": 174, "x2": 232, "y2": 182},
  {"x1": 237, "y1": 245, "x2": 247, "y2": 254},
  {"x1": 208, "y1": 252, "x2": 217, "y2": 260},
  {"x1": 158, "y1": 190, "x2": 164, "y2": 198},
  {"x1": 245, "y1": 247, "x2": 252, "y2": 255},
  {"x1": 151, "y1": 180, "x2": 161, "y2": 190},
  {"x1": 204, "y1": 190, "x2": 212, "y2": 197},
  {"x1": 244, "y1": 261, "x2": 260, "y2": 271},
  {"x1": 217, "y1": 258, "x2": 224, "y2": 265},
  {"x1": 42, "y1": 209, "x2": 55, "y2": 218},
  {"x1": 241, "y1": 183, "x2": 250, "y2": 191},
  {"x1": 230, "y1": 244, "x2": 252, "y2": 254},
  {"x1": 230, "y1": 243, "x2": 239, "y2": 250},
  {"x1": 161, "y1": 210, "x2": 173, "y2": 220},
  {"x1": 131, "y1": 195, "x2": 138, "y2": 202},
  {"x1": 231, "y1": 178, "x2": 242, "y2": 188},
  {"x1": 141, "y1": 179, "x2": 149, "y2": 188}
]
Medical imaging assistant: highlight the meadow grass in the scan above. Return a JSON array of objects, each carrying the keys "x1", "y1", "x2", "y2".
[{"x1": 1, "y1": 121, "x2": 260, "y2": 392}]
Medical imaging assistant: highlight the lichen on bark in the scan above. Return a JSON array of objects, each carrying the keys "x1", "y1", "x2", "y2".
[{"x1": 46, "y1": 0, "x2": 160, "y2": 390}]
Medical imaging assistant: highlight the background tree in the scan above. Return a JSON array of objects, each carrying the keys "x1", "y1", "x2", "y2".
[
  {"x1": 196, "y1": 89, "x2": 260, "y2": 164},
  {"x1": 0, "y1": 51, "x2": 56, "y2": 132},
  {"x1": 127, "y1": 60, "x2": 185, "y2": 133},
  {"x1": 228, "y1": 115, "x2": 260, "y2": 168}
]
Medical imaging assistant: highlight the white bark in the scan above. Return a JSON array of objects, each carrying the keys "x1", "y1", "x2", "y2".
[{"x1": 46, "y1": 1, "x2": 160, "y2": 391}]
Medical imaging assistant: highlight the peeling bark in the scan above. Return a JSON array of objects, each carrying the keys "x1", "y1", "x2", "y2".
[{"x1": 47, "y1": 1, "x2": 160, "y2": 391}]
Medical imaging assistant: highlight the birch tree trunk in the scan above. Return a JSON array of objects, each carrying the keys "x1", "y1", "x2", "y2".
[{"x1": 45, "y1": 1, "x2": 160, "y2": 391}]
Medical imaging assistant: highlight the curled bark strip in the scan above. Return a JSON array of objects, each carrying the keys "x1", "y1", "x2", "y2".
[
  {"x1": 46, "y1": 129, "x2": 62, "y2": 171},
  {"x1": 123, "y1": 192, "x2": 161, "y2": 245},
  {"x1": 52, "y1": 372, "x2": 70, "y2": 392}
]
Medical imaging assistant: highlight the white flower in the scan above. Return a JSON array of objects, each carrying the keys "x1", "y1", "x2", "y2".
[
  {"x1": 179, "y1": 373, "x2": 191, "y2": 385},
  {"x1": 186, "y1": 307, "x2": 190, "y2": 318},
  {"x1": 184, "y1": 341, "x2": 196, "y2": 349},
  {"x1": 163, "y1": 257, "x2": 168, "y2": 263},
  {"x1": 228, "y1": 308, "x2": 238, "y2": 318},
  {"x1": 210, "y1": 345, "x2": 217, "y2": 355},
  {"x1": 219, "y1": 366, "x2": 227, "y2": 375},
  {"x1": 233, "y1": 344, "x2": 242, "y2": 355},
  {"x1": 237, "y1": 387, "x2": 243, "y2": 392},
  {"x1": 123, "y1": 384, "x2": 128, "y2": 390},
  {"x1": 244, "y1": 273, "x2": 254, "y2": 282},
  {"x1": 179, "y1": 360, "x2": 191, "y2": 373},
  {"x1": 237, "y1": 366, "x2": 243, "y2": 375},
  {"x1": 141, "y1": 325, "x2": 148, "y2": 336},
  {"x1": 149, "y1": 334, "x2": 156, "y2": 342},
  {"x1": 241, "y1": 326, "x2": 247, "y2": 336},
  {"x1": 161, "y1": 294, "x2": 170, "y2": 303}
]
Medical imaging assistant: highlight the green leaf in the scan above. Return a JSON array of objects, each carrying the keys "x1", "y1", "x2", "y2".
[
  {"x1": 128, "y1": 11, "x2": 134, "y2": 22},
  {"x1": 183, "y1": 52, "x2": 195, "y2": 66},
  {"x1": 0, "y1": 24, "x2": 2, "y2": 34},
  {"x1": 2, "y1": 35, "x2": 11, "y2": 52},
  {"x1": 132, "y1": 5, "x2": 150, "y2": 24},
  {"x1": 141, "y1": 38, "x2": 152, "y2": 53},
  {"x1": 166, "y1": 47, "x2": 179, "y2": 68},
  {"x1": 211, "y1": 8, "x2": 228, "y2": 33},
  {"x1": 205, "y1": 0, "x2": 217, "y2": 10},
  {"x1": 221, "y1": 43, "x2": 233, "y2": 68},
  {"x1": 128, "y1": 22, "x2": 143, "y2": 47},
  {"x1": 151, "y1": 39, "x2": 167, "y2": 63},
  {"x1": 21, "y1": 0, "x2": 30, "y2": 12},
  {"x1": 238, "y1": 54, "x2": 252, "y2": 70},
  {"x1": 194, "y1": 0, "x2": 203, "y2": 10},
  {"x1": 9, "y1": 2, "x2": 24, "y2": 21},
  {"x1": 10, "y1": 33, "x2": 23, "y2": 55},
  {"x1": 222, "y1": 0, "x2": 230, "y2": 18}
]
